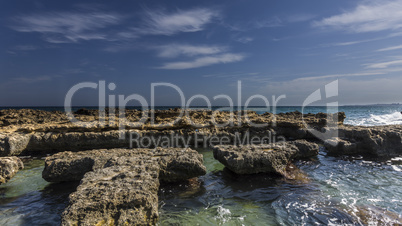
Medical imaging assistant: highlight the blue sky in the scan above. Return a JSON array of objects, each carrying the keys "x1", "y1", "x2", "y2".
[{"x1": 1, "y1": 0, "x2": 402, "y2": 106}]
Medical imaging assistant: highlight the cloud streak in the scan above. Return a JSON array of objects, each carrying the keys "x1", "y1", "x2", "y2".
[
  {"x1": 133, "y1": 8, "x2": 219, "y2": 36},
  {"x1": 156, "y1": 44, "x2": 227, "y2": 58},
  {"x1": 158, "y1": 53, "x2": 246, "y2": 69},
  {"x1": 293, "y1": 72, "x2": 385, "y2": 81},
  {"x1": 365, "y1": 59, "x2": 402, "y2": 69},
  {"x1": 377, "y1": 44, "x2": 402, "y2": 52},
  {"x1": 11, "y1": 12, "x2": 122, "y2": 43},
  {"x1": 13, "y1": 75, "x2": 61, "y2": 83},
  {"x1": 314, "y1": 0, "x2": 402, "y2": 33}
]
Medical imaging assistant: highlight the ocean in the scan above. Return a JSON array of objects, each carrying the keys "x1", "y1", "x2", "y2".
[{"x1": 0, "y1": 106, "x2": 401, "y2": 225}]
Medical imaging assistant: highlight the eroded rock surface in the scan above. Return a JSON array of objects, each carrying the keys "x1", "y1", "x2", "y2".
[
  {"x1": 2, "y1": 109, "x2": 401, "y2": 159},
  {"x1": 61, "y1": 156, "x2": 160, "y2": 225},
  {"x1": 43, "y1": 147, "x2": 206, "y2": 225},
  {"x1": 213, "y1": 141, "x2": 318, "y2": 176},
  {"x1": 43, "y1": 148, "x2": 206, "y2": 183},
  {"x1": 0, "y1": 109, "x2": 344, "y2": 157},
  {"x1": 325, "y1": 125, "x2": 402, "y2": 158},
  {"x1": 0, "y1": 156, "x2": 24, "y2": 184}
]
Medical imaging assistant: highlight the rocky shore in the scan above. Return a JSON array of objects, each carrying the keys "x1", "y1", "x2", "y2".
[
  {"x1": 41, "y1": 147, "x2": 205, "y2": 225},
  {"x1": 213, "y1": 140, "x2": 318, "y2": 176},
  {"x1": 0, "y1": 108, "x2": 401, "y2": 225},
  {"x1": 0, "y1": 108, "x2": 400, "y2": 159},
  {"x1": 0, "y1": 156, "x2": 23, "y2": 184}
]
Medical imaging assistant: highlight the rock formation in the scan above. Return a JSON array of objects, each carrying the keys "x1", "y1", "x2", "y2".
[
  {"x1": 0, "y1": 109, "x2": 343, "y2": 156},
  {"x1": 42, "y1": 147, "x2": 206, "y2": 225},
  {"x1": 0, "y1": 109, "x2": 401, "y2": 159},
  {"x1": 213, "y1": 140, "x2": 319, "y2": 176},
  {"x1": 324, "y1": 125, "x2": 402, "y2": 158},
  {"x1": 0, "y1": 156, "x2": 24, "y2": 184}
]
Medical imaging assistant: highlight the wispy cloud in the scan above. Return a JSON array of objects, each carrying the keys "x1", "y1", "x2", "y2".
[
  {"x1": 133, "y1": 8, "x2": 219, "y2": 36},
  {"x1": 202, "y1": 72, "x2": 259, "y2": 78},
  {"x1": 314, "y1": 0, "x2": 402, "y2": 33},
  {"x1": 13, "y1": 75, "x2": 61, "y2": 83},
  {"x1": 225, "y1": 17, "x2": 282, "y2": 32},
  {"x1": 365, "y1": 59, "x2": 402, "y2": 69},
  {"x1": 286, "y1": 14, "x2": 316, "y2": 23},
  {"x1": 234, "y1": 36, "x2": 254, "y2": 43},
  {"x1": 377, "y1": 44, "x2": 402, "y2": 52},
  {"x1": 254, "y1": 17, "x2": 282, "y2": 29},
  {"x1": 328, "y1": 38, "x2": 382, "y2": 46},
  {"x1": 293, "y1": 72, "x2": 385, "y2": 81},
  {"x1": 155, "y1": 44, "x2": 227, "y2": 58},
  {"x1": 11, "y1": 12, "x2": 123, "y2": 43},
  {"x1": 158, "y1": 53, "x2": 246, "y2": 69}
]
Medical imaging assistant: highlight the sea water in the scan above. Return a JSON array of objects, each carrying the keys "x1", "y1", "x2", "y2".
[{"x1": 0, "y1": 106, "x2": 401, "y2": 225}]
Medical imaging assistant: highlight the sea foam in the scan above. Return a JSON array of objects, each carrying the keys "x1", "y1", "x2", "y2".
[{"x1": 345, "y1": 111, "x2": 402, "y2": 126}]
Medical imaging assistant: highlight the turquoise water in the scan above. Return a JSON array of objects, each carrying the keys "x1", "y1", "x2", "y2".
[
  {"x1": 1, "y1": 151, "x2": 401, "y2": 225},
  {"x1": 158, "y1": 149, "x2": 402, "y2": 225},
  {"x1": 0, "y1": 106, "x2": 401, "y2": 225}
]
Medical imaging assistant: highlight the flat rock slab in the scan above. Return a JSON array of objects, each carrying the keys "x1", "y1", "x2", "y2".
[
  {"x1": 0, "y1": 156, "x2": 23, "y2": 184},
  {"x1": 213, "y1": 140, "x2": 318, "y2": 176},
  {"x1": 42, "y1": 147, "x2": 206, "y2": 183},
  {"x1": 43, "y1": 147, "x2": 206, "y2": 225},
  {"x1": 62, "y1": 156, "x2": 160, "y2": 225}
]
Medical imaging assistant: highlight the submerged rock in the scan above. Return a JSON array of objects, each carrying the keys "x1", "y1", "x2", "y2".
[
  {"x1": 212, "y1": 141, "x2": 318, "y2": 176},
  {"x1": 43, "y1": 147, "x2": 206, "y2": 225},
  {"x1": 0, "y1": 156, "x2": 24, "y2": 184}
]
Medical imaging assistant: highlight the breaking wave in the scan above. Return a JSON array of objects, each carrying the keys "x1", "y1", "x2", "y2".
[{"x1": 345, "y1": 111, "x2": 402, "y2": 126}]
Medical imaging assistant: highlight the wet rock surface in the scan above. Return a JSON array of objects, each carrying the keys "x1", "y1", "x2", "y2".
[
  {"x1": 325, "y1": 125, "x2": 402, "y2": 158},
  {"x1": 43, "y1": 147, "x2": 206, "y2": 225},
  {"x1": 0, "y1": 156, "x2": 24, "y2": 184},
  {"x1": 212, "y1": 140, "x2": 318, "y2": 176}
]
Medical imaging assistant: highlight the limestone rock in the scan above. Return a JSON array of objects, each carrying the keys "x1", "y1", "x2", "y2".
[
  {"x1": 213, "y1": 140, "x2": 319, "y2": 176},
  {"x1": 0, "y1": 156, "x2": 24, "y2": 184},
  {"x1": 61, "y1": 156, "x2": 160, "y2": 225},
  {"x1": 42, "y1": 148, "x2": 206, "y2": 183},
  {"x1": 213, "y1": 143, "x2": 299, "y2": 175},
  {"x1": 289, "y1": 139, "x2": 320, "y2": 159},
  {"x1": 326, "y1": 125, "x2": 402, "y2": 158},
  {"x1": 43, "y1": 147, "x2": 206, "y2": 225},
  {"x1": 324, "y1": 137, "x2": 358, "y2": 155}
]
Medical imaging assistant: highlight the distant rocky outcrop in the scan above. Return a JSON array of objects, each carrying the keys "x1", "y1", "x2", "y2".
[
  {"x1": 0, "y1": 156, "x2": 23, "y2": 184},
  {"x1": 42, "y1": 147, "x2": 206, "y2": 225},
  {"x1": 324, "y1": 125, "x2": 402, "y2": 158}
]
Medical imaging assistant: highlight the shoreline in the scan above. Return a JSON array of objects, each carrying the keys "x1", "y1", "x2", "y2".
[{"x1": 0, "y1": 108, "x2": 401, "y2": 224}]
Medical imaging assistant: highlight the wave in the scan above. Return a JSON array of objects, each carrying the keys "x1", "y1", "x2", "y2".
[{"x1": 345, "y1": 111, "x2": 402, "y2": 126}]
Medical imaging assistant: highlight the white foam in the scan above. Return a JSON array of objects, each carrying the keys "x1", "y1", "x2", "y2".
[{"x1": 346, "y1": 111, "x2": 402, "y2": 126}]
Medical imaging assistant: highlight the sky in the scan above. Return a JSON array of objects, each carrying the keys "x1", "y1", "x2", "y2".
[{"x1": 1, "y1": 0, "x2": 402, "y2": 106}]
